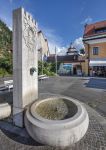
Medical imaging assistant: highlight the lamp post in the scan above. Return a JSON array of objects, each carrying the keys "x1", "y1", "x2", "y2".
[
  {"x1": 41, "y1": 48, "x2": 43, "y2": 75},
  {"x1": 55, "y1": 47, "x2": 57, "y2": 75}
]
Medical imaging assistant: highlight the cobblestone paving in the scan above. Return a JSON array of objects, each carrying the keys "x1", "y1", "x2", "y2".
[
  {"x1": 0, "y1": 105, "x2": 106, "y2": 150},
  {"x1": 0, "y1": 77, "x2": 106, "y2": 150},
  {"x1": 75, "y1": 116, "x2": 106, "y2": 150},
  {"x1": 39, "y1": 77, "x2": 106, "y2": 119}
]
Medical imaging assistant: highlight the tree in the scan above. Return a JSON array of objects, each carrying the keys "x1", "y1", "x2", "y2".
[
  {"x1": 80, "y1": 48, "x2": 85, "y2": 55},
  {"x1": 38, "y1": 61, "x2": 60, "y2": 76},
  {"x1": 0, "y1": 49, "x2": 12, "y2": 77},
  {"x1": 0, "y1": 19, "x2": 12, "y2": 77}
]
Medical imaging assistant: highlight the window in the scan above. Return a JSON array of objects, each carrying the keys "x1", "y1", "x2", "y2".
[
  {"x1": 93, "y1": 47, "x2": 99, "y2": 55},
  {"x1": 95, "y1": 27, "x2": 106, "y2": 34}
]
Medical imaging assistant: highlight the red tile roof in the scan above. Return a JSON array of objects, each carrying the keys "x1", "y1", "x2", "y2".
[{"x1": 83, "y1": 20, "x2": 106, "y2": 38}]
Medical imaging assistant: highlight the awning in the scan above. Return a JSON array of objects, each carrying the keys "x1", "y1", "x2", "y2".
[{"x1": 90, "y1": 60, "x2": 106, "y2": 66}]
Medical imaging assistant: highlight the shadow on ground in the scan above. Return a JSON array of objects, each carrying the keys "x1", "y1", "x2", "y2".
[
  {"x1": 0, "y1": 126, "x2": 43, "y2": 146},
  {"x1": 0, "y1": 90, "x2": 13, "y2": 104},
  {"x1": 84, "y1": 77, "x2": 106, "y2": 90}
]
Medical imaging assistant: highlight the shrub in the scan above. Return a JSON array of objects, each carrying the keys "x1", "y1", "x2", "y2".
[{"x1": 38, "y1": 61, "x2": 58, "y2": 76}]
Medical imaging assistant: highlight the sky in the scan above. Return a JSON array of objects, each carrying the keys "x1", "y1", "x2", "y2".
[{"x1": 0, "y1": 0, "x2": 106, "y2": 54}]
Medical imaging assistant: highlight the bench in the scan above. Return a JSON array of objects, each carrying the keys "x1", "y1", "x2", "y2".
[
  {"x1": 4, "y1": 80, "x2": 13, "y2": 85},
  {"x1": 6, "y1": 84, "x2": 13, "y2": 91},
  {"x1": 38, "y1": 74, "x2": 49, "y2": 81},
  {"x1": 4, "y1": 80, "x2": 13, "y2": 91},
  {"x1": 0, "y1": 84, "x2": 8, "y2": 91}
]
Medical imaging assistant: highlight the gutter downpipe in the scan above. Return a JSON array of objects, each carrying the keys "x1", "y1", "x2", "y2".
[
  {"x1": 83, "y1": 41, "x2": 90, "y2": 76},
  {"x1": 88, "y1": 43, "x2": 90, "y2": 76}
]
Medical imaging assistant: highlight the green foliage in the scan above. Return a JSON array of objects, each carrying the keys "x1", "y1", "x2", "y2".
[
  {"x1": 0, "y1": 50, "x2": 12, "y2": 77},
  {"x1": 0, "y1": 20, "x2": 12, "y2": 77},
  {"x1": 0, "y1": 20, "x2": 12, "y2": 52},
  {"x1": 38, "y1": 61, "x2": 60, "y2": 76},
  {"x1": 80, "y1": 48, "x2": 85, "y2": 55},
  {"x1": 0, "y1": 68, "x2": 10, "y2": 77},
  {"x1": 50, "y1": 62, "x2": 61, "y2": 73}
]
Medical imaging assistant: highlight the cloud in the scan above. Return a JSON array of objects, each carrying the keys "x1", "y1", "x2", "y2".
[
  {"x1": 39, "y1": 26, "x2": 85, "y2": 55},
  {"x1": 81, "y1": 16, "x2": 93, "y2": 25},
  {"x1": 9, "y1": 0, "x2": 13, "y2": 3},
  {"x1": 57, "y1": 47, "x2": 67, "y2": 55},
  {"x1": 9, "y1": 26, "x2": 12, "y2": 31},
  {"x1": 80, "y1": 0, "x2": 87, "y2": 14},
  {"x1": 73, "y1": 37, "x2": 84, "y2": 51},
  {"x1": 40, "y1": 26, "x2": 66, "y2": 54}
]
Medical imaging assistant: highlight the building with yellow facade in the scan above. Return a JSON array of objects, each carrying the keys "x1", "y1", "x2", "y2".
[{"x1": 83, "y1": 20, "x2": 106, "y2": 77}]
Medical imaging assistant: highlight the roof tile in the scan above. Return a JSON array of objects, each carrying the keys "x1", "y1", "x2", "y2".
[{"x1": 84, "y1": 20, "x2": 106, "y2": 37}]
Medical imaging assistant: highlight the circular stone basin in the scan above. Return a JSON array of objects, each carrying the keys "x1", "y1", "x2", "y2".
[
  {"x1": 32, "y1": 98, "x2": 78, "y2": 120},
  {"x1": 25, "y1": 96, "x2": 89, "y2": 147}
]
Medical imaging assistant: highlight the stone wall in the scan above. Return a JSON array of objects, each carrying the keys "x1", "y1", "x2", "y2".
[{"x1": 13, "y1": 8, "x2": 38, "y2": 127}]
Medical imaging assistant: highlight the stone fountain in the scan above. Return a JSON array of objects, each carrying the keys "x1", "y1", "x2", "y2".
[
  {"x1": 12, "y1": 7, "x2": 89, "y2": 148},
  {"x1": 25, "y1": 96, "x2": 89, "y2": 147}
]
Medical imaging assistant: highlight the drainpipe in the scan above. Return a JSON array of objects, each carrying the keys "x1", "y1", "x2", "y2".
[
  {"x1": 0, "y1": 103, "x2": 11, "y2": 119},
  {"x1": 88, "y1": 43, "x2": 90, "y2": 76},
  {"x1": 84, "y1": 41, "x2": 90, "y2": 76}
]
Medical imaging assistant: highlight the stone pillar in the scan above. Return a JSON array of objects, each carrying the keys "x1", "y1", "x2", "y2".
[{"x1": 13, "y1": 8, "x2": 38, "y2": 127}]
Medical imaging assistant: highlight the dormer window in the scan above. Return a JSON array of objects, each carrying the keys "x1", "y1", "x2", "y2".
[{"x1": 95, "y1": 27, "x2": 106, "y2": 34}]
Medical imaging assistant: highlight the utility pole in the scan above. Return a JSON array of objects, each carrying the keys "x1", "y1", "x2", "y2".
[
  {"x1": 41, "y1": 48, "x2": 43, "y2": 75},
  {"x1": 55, "y1": 47, "x2": 57, "y2": 75}
]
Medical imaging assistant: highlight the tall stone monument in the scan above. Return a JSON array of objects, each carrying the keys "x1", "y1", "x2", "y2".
[{"x1": 13, "y1": 8, "x2": 38, "y2": 127}]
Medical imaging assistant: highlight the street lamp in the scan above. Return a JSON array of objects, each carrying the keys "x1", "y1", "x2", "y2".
[
  {"x1": 55, "y1": 47, "x2": 57, "y2": 75},
  {"x1": 40, "y1": 48, "x2": 43, "y2": 75}
]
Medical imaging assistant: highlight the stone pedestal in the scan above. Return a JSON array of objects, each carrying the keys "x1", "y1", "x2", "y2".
[{"x1": 13, "y1": 8, "x2": 38, "y2": 127}]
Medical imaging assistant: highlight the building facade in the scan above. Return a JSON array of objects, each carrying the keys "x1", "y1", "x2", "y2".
[
  {"x1": 38, "y1": 30, "x2": 50, "y2": 61},
  {"x1": 83, "y1": 21, "x2": 106, "y2": 77},
  {"x1": 47, "y1": 45, "x2": 85, "y2": 76},
  {"x1": 67, "y1": 43, "x2": 79, "y2": 56}
]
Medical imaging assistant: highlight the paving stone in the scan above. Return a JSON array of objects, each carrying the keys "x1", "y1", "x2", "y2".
[
  {"x1": 0, "y1": 105, "x2": 106, "y2": 150},
  {"x1": 0, "y1": 77, "x2": 106, "y2": 149}
]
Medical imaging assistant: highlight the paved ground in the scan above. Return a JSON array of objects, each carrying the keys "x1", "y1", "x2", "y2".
[
  {"x1": 0, "y1": 76, "x2": 106, "y2": 150},
  {"x1": 39, "y1": 77, "x2": 106, "y2": 118}
]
